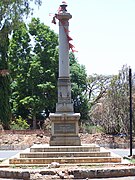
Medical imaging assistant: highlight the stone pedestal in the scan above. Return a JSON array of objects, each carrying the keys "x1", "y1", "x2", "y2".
[{"x1": 49, "y1": 113, "x2": 81, "y2": 146}]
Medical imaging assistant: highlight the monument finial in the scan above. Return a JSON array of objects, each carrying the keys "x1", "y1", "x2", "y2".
[{"x1": 60, "y1": 1, "x2": 67, "y2": 13}]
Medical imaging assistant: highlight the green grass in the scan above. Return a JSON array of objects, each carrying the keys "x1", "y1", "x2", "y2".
[
  {"x1": 129, "y1": 159, "x2": 135, "y2": 164},
  {"x1": 123, "y1": 156, "x2": 135, "y2": 164}
]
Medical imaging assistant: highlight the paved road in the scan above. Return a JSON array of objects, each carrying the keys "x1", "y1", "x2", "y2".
[
  {"x1": 0, "y1": 150, "x2": 20, "y2": 159},
  {"x1": 109, "y1": 149, "x2": 135, "y2": 157}
]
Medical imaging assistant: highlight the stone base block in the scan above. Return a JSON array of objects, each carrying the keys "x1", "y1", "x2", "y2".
[
  {"x1": 49, "y1": 112, "x2": 81, "y2": 146},
  {"x1": 49, "y1": 135, "x2": 81, "y2": 146},
  {"x1": 30, "y1": 144, "x2": 100, "y2": 152},
  {"x1": 56, "y1": 102, "x2": 74, "y2": 112}
]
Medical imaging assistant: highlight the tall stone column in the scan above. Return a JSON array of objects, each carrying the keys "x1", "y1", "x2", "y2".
[
  {"x1": 56, "y1": 3, "x2": 73, "y2": 113},
  {"x1": 49, "y1": 2, "x2": 81, "y2": 146},
  {"x1": 58, "y1": 9, "x2": 71, "y2": 78}
]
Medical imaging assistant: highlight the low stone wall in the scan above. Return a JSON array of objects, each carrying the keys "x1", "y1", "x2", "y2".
[
  {"x1": 99, "y1": 143, "x2": 135, "y2": 149},
  {"x1": 0, "y1": 169, "x2": 30, "y2": 180},
  {"x1": 0, "y1": 129, "x2": 46, "y2": 135},
  {"x1": 69, "y1": 167, "x2": 135, "y2": 179},
  {"x1": 1, "y1": 167, "x2": 135, "y2": 179},
  {"x1": 0, "y1": 144, "x2": 30, "y2": 150}
]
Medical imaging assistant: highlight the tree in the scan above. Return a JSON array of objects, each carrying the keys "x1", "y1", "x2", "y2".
[
  {"x1": 9, "y1": 18, "x2": 58, "y2": 129},
  {"x1": 103, "y1": 65, "x2": 130, "y2": 134},
  {"x1": 0, "y1": 0, "x2": 42, "y2": 129},
  {"x1": 9, "y1": 18, "x2": 91, "y2": 128},
  {"x1": 0, "y1": 0, "x2": 42, "y2": 30},
  {"x1": 69, "y1": 53, "x2": 89, "y2": 120},
  {"x1": 84, "y1": 73, "x2": 112, "y2": 126},
  {"x1": 0, "y1": 23, "x2": 11, "y2": 129},
  {"x1": 90, "y1": 65, "x2": 135, "y2": 134},
  {"x1": 86, "y1": 74, "x2": 112, "y2": 106},
  {"x1": 9, "y1": 23, "x2": 89, "y2": 128}
]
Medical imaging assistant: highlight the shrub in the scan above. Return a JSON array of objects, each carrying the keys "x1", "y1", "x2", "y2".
[{"x1": 10, "y1": 116, "x2": 30, "y2": 130}]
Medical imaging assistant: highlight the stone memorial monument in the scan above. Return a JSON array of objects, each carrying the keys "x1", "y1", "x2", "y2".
[
  {"x1": 7, "y1": 3, "x2": 121, "y2": 167},
  {"x1": 49, "y1": 2, "x2": 81, "y2": 146}
]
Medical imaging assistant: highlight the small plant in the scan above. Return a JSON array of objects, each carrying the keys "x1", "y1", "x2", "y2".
[
  {"x1": 10, "y1": 165, "x2": 17, "y2": 168},
  {"x1": 31, "y1": 165, "x2": 40, "y2": 169},
  {"x1": 10, "y1": 116, "x2": 30, "y2": 130}
]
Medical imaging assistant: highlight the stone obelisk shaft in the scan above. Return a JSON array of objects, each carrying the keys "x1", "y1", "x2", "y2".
[
  {"x1": 56, "y1": 11, "x2": 73, "y2": 112},
  {"x1": 59, "y1": 16, "x2": 70, "y2": 77}
]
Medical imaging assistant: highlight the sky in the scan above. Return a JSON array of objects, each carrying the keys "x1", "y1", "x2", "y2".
[{"x1": 32, "y1": 0, "x2": 135, "y2": 75}]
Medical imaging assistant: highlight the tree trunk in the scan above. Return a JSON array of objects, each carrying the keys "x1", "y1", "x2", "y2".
[{"x1": 32, "y1": 113, "x2": 37, "y2": 129}]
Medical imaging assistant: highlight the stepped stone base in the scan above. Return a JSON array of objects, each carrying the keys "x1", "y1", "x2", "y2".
[{"x1": 9, "y1": 144, "x2": 122, "y2": 165}]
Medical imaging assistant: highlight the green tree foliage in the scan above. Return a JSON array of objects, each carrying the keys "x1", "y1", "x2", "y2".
[
  {"x1": 70, "y1": 53, "x2": 89, "y2": 120},
  {"x1": 0, "y1": 23, "x2": 11, "y2": 129},
  {"x1": 0, "y1": 0, "x2": 42, "y2": 30},
  {"x1": 9, "y1": 18, "x2": 58, "y2": 129},
  {"x1": 0, "y1": 0, "x2": 42, "y2": 129},
  {"x1": 9, "y1": 22, "x2": 89, "y2": 128}
]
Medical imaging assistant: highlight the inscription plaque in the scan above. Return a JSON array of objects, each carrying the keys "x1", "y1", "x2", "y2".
[{"x1": 54, "y1": 123, "x2": 76, "y2": 134}]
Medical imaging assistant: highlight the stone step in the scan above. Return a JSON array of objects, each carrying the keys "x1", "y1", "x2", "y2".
[
  {"x1": 30, "y1": 144, "x2": 100, "y2": 152},
  {"x1": 9, "y1": 156, "x2": 121, "y2": 164},
  {"x1": 20, "y1": 151, "x2": 111, "y2": 158}
]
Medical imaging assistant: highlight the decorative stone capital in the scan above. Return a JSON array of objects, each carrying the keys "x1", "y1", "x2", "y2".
[{"x1": 56, "y1": 13, "x2": 72, "y2": 21}]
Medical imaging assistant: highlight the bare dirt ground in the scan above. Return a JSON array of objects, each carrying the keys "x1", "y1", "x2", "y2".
[{"x1": 0, "y1": 131, "x2": 128, "y2": 148}]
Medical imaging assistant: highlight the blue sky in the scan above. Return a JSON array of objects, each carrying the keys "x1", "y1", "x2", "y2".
[{"x1": 32, "y1": 0, "x2": 135, "y2": 75}]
